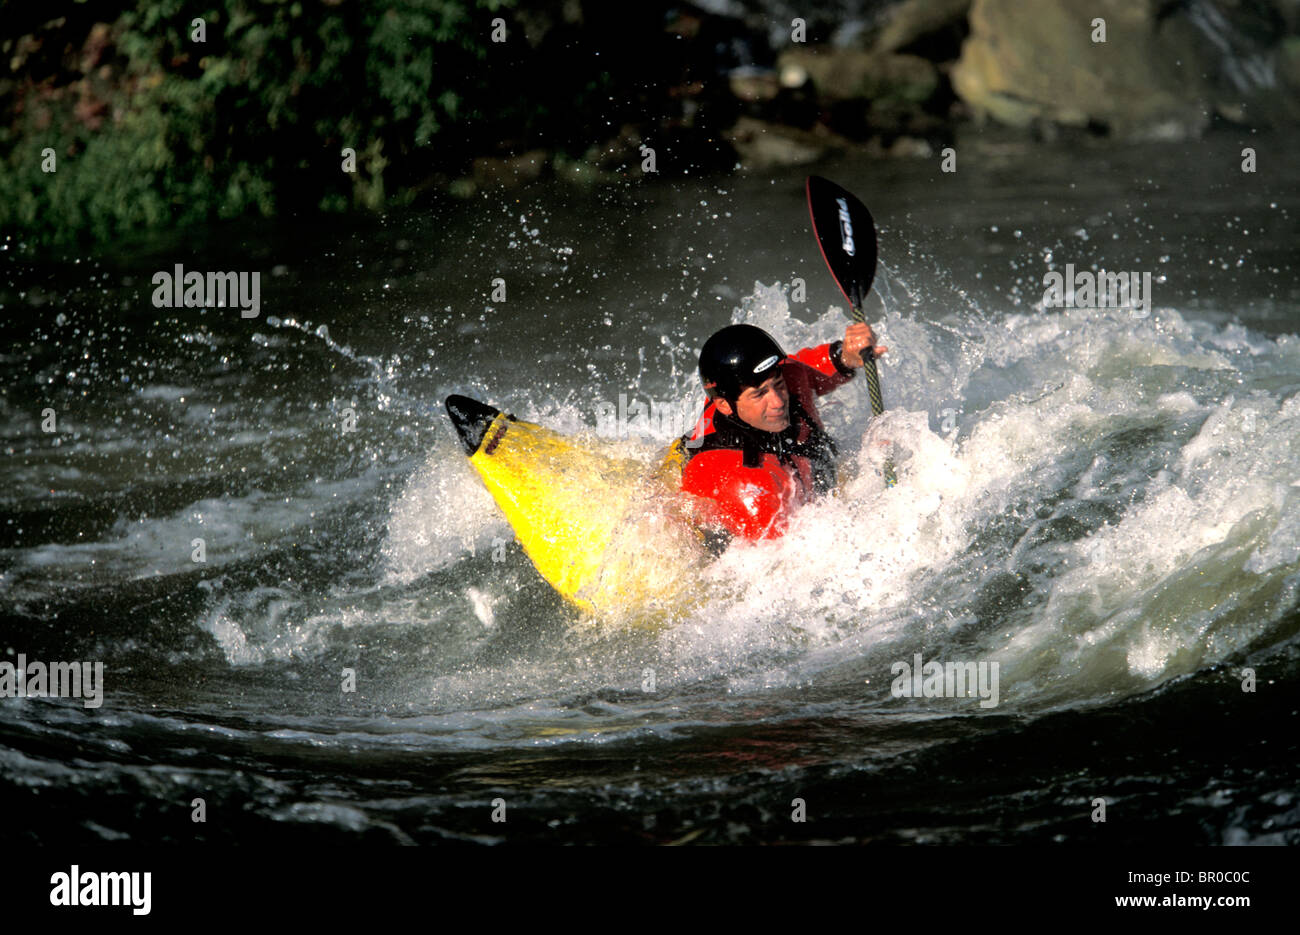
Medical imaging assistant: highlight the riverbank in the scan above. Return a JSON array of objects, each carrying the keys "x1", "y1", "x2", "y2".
[{"x1": 6, "y1": 0, "x2": 1299, "y2": 249}]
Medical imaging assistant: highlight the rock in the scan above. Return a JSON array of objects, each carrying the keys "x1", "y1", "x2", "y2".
[
  {"x1": 728, "y1": 67, "x2": 782, "y2": 103},
  {"x1": 873, "y1": 0, "x2": 973, "y2": 57},
  {"x1": 865, "y1": 134, "x2": 936, "y2": 158},
  {"x1": 552, "y1": 154, "x2": 614, "y2": 187},
  {"x1": 582, "y1": 124, "x2": 642, "y2": 171},
  {"x1": 725, "y1": 116, "x2": 841, "y2": 170},
  {"x1": 471, "y1": 150, "x2": 549, "y2": 188},
  {"x1": 778, "y1": 47, "x2": 941, "y2": 107},
  {"x1": 951, "y1": 0, "x2": 1300, "y2": 139},
  {"x1": 449, "y1": 178, "x2": 477, "y2": 199}
]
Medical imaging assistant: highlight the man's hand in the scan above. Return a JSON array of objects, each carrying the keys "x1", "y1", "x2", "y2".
[{"x1": 841, "y1": 322, "x2": 887, "y2": 368}]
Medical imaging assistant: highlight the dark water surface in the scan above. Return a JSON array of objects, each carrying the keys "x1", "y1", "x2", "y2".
[{"x1": 1, "y1": 129, "x2": 1298, "y2": 844}]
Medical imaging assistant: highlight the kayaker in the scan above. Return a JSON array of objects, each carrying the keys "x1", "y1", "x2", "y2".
[{"x1": 677, "y1": 322, "x2": 886, "y2": 543}]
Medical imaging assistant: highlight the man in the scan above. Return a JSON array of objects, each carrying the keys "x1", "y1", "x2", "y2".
[{"x1": 678, "y1": 322, "x2": 885, "y2": 543}]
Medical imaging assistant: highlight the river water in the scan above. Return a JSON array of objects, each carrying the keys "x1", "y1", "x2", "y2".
[{"x1": 2, "y1": 129, "x2": 1297, "y2": 844}]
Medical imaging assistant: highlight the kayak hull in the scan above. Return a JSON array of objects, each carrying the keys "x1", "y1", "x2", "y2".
[{"x1": 445, "y1": 395, "x2": 705, "y2": 621}]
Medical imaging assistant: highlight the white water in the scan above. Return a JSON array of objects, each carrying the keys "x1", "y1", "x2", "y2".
[{"x1": 365, "y1": 282, "x2": 1300, "y2": 722}]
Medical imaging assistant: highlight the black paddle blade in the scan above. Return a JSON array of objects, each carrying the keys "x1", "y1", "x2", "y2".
[
  {"x1": 445, "y1": 394, "x2": 501, "y2": 455},
  {"x1": 806, "y1": 175, "x2": 878, "y2": 311}
]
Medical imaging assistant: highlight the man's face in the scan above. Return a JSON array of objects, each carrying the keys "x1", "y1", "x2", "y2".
[{"x1": 721, "y1": 372, "x2": 789, "y2": 432}]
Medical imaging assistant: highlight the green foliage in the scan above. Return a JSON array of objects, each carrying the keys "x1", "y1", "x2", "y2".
[{"x1": 1, "y1": 0, "x2": 515, "y2": 246}]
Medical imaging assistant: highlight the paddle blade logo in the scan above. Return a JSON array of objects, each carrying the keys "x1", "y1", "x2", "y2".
[
  {"x1": 836, "y1": 197, "x2": 855, "y2": 256},
  {"x1": 806, "y1": 175, "x2": 878, "y2": 310}
]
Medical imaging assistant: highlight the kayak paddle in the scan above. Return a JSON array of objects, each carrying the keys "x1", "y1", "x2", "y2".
[{"x1": 805, "y1": 175, "x2": 896, "y2": 487}]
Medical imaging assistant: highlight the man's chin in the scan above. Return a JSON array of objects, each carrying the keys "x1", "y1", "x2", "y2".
[{"x1": 744, "y1": 414, "x2": 790, "y2": 432}]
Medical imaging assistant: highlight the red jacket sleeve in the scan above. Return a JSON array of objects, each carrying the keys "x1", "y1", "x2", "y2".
[
  {"x1": 786, "y1": 342, "x2": 856, "y2": 397},
  {"x1": 680, "y1": 449, "x2": 797, "y2": 540}
]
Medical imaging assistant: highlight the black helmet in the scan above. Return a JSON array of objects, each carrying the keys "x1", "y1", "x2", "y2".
[{"x1": 699, "y1": 324, "x2": 786, "y2": 402}]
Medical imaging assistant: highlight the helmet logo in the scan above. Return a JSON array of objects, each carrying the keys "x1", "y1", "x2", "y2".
[
  {"x1": 836, "y1": 197, "x2": 855, "y2": 256},
  {"x1": 753, "y1": 355, "x2": 779, "y2": 374}
]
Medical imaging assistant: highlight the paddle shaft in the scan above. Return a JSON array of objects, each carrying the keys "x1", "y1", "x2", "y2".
[
  {"x1": 852, "y1": 304, "x2": 895, "y2": 486},
  {"x1": 850, "y1": 304, "x2": 886, "y2": 418},
  {"x1": 808, "y1": 176, "x2": 894, "y2": 486}
]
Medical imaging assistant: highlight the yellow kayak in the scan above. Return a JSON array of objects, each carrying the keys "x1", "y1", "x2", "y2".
[{"x1": 445, "y1": 395, "x2": 708, "y2": 623}]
